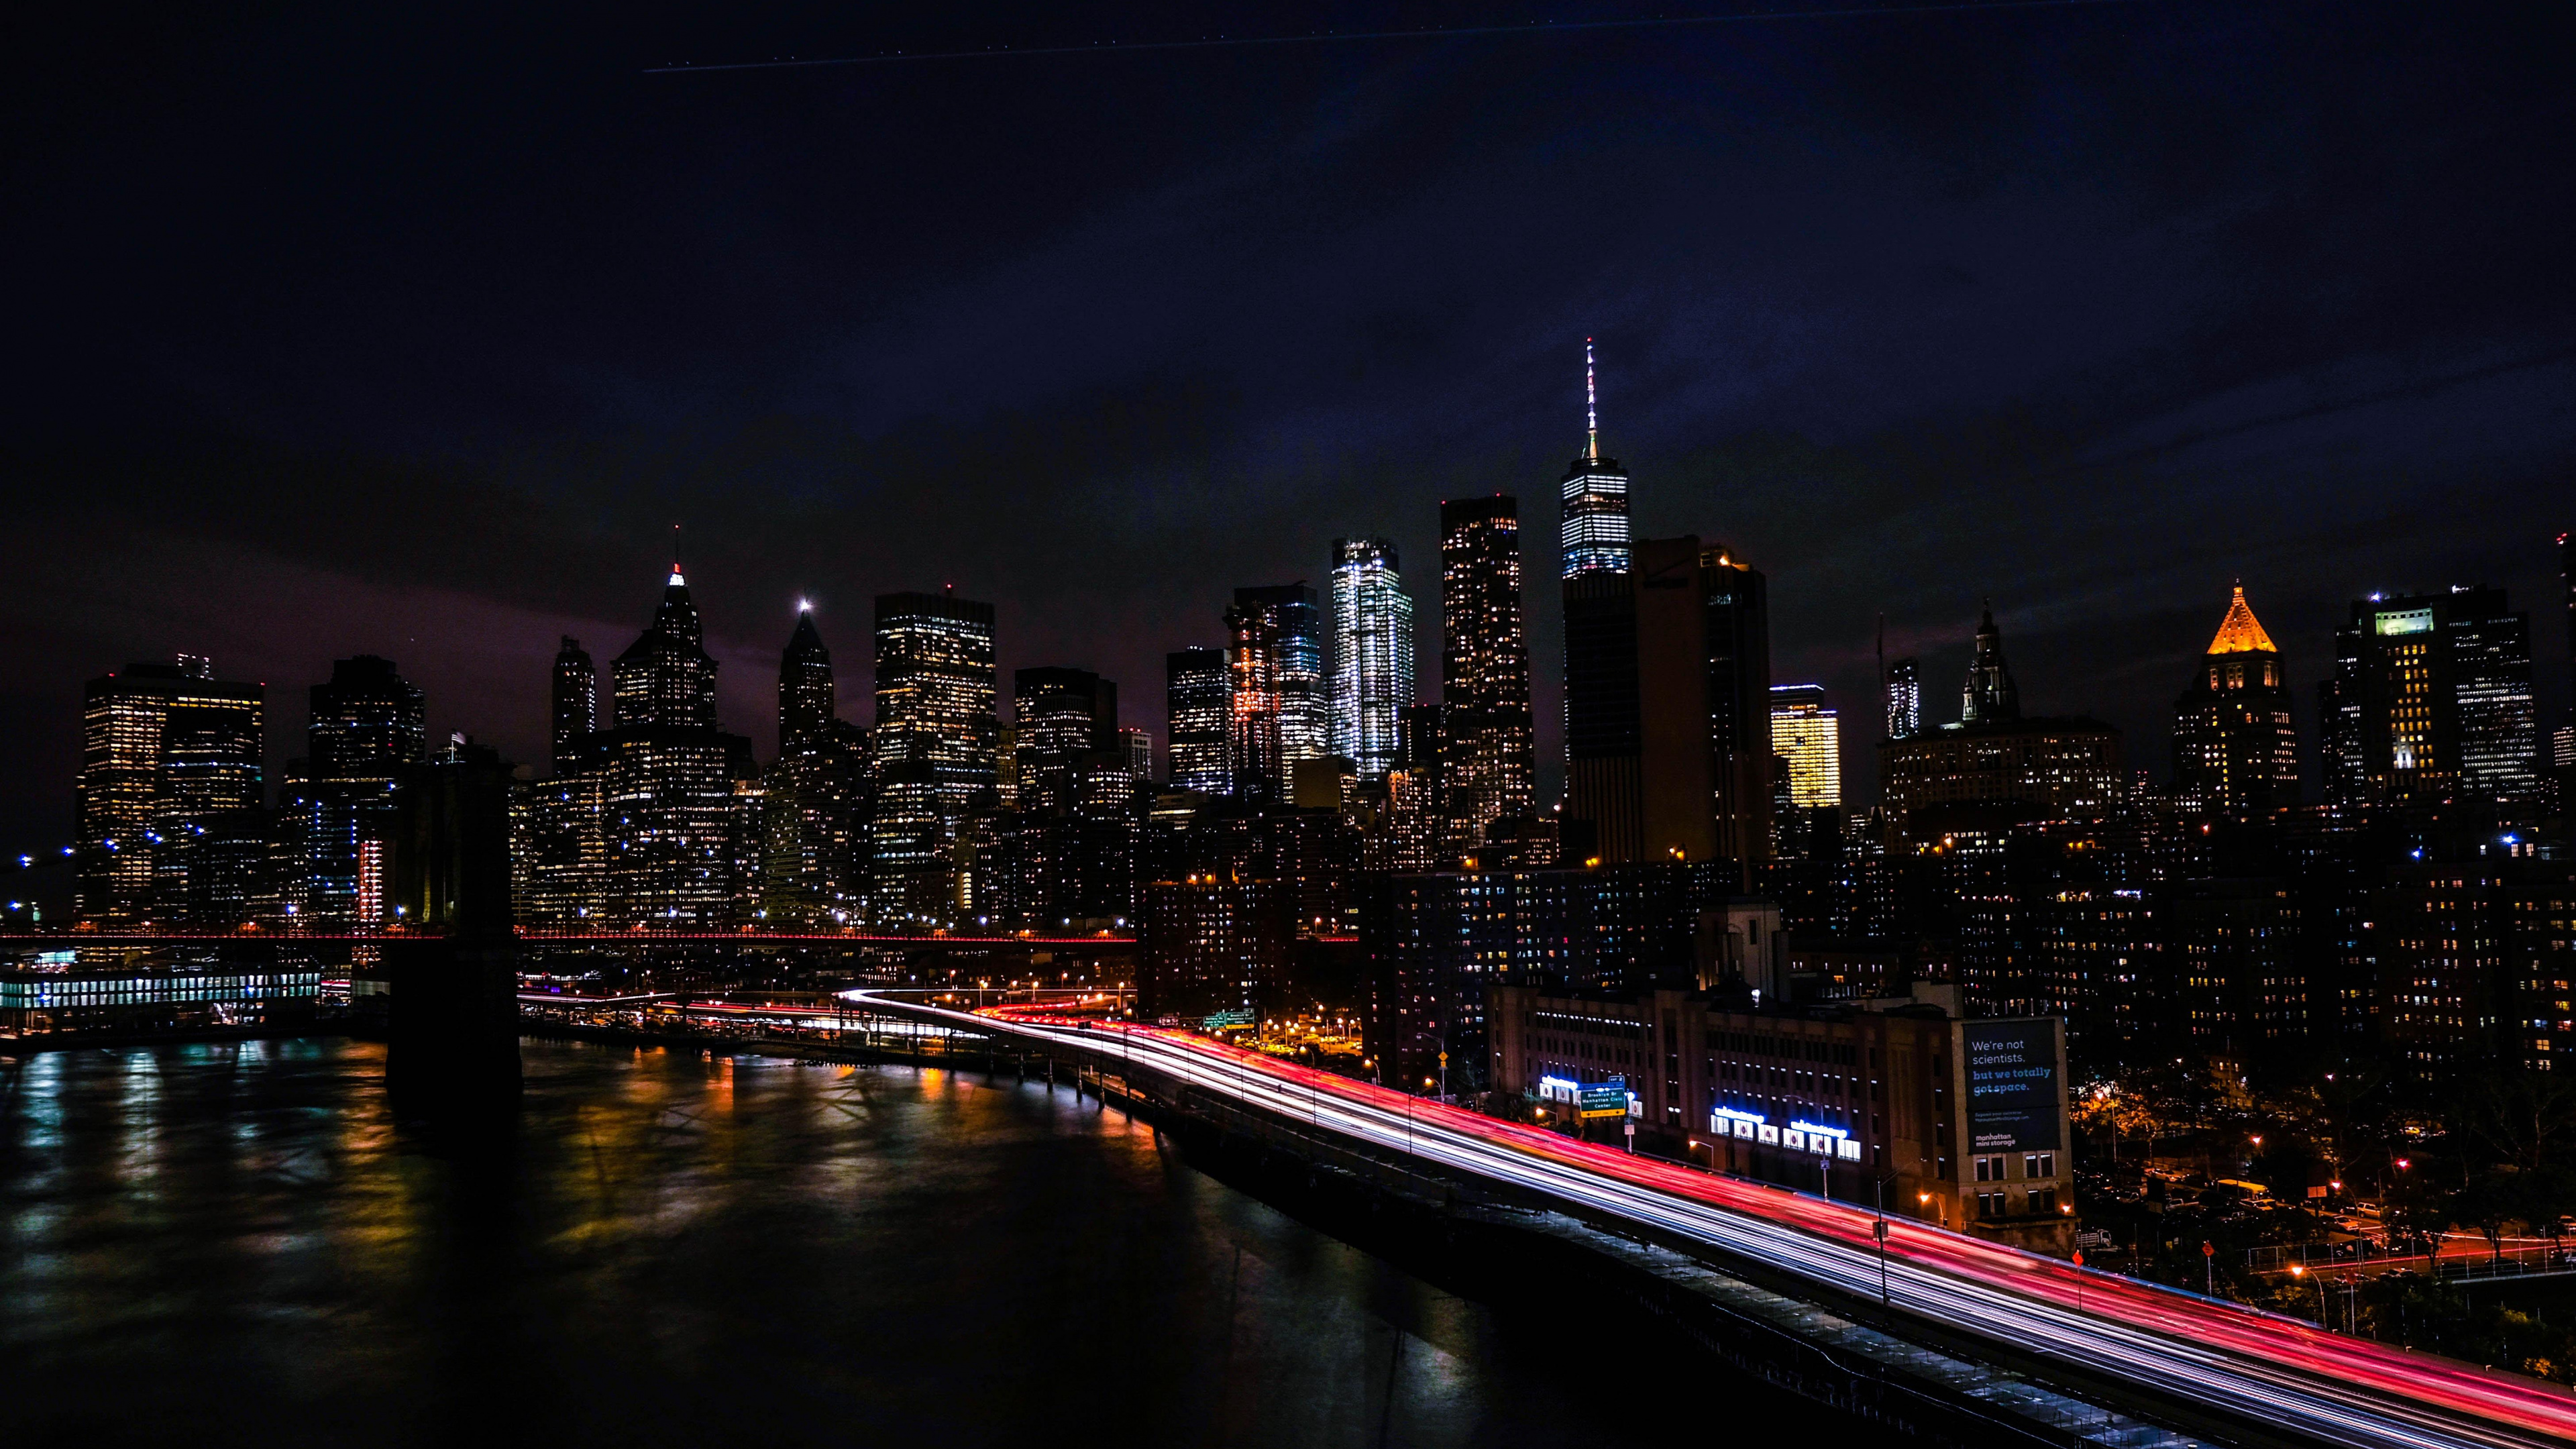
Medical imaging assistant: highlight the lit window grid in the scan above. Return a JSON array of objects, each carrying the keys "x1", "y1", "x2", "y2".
[
  {"x1": 1329, "y1": 545, "x2": 1416, "y2": 779},
  {"x1": 1770, "y1": 702, "x2": 1842, "y2": 808}
]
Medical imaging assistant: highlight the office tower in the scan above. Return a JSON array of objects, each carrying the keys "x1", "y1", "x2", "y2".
[
  {"x1": 521, "y1": 567, "x2": 761, "y2": 927},
  {"x1": 1013, "y1": 667, "x2": 1117, "y2": 814},
  {"x1": 1634, "y1": 537, "x2": 1774, "y2": 867},
  {"x1": 613, "y1": 564, "x2": 720, "y2": 729},
  {"x1": 2318, "y1": 586, "x2": 2540, "y2": 810},
  {"x1": 779, "y1": 603, "x2": 835, "y2": 760},
  {"x1": 1559, "y1": 339, "x2": 1632, "y2": 579},
  {"x1": 1440, "y1": 496, "x2": 1534, "y2": 840},
  {"x1": 74, "y1": 656, "x2": 264, "y2": 926},
  {"x1": 870, "y1": 590, "x2": 999, "y2": 926},
  {"x1": 296, "y1": 655, "x2": 425, "y2": 926},
  {"x1": 1886, "y1": 657, "x2": 1923, "y2": 741},
  {"x1": 1222, "y1": 600, "x2": 1284, "y2": 801},
  {"x1": 1877, "y1": 608, "x2": 2122, "y2": 837},
  {"x1": 2170, "y1": 586, "x2": 2299, "y2": 816},
  {"x1": 1166, "y1": 647, "x2": 1231, "y2": 794},
  {"x1": 1961, "y1": 602, "x2": 2020, "y2": 724},
  {"x1": 761, "y1": 605, "x2": 870, "y2": 925},
  {"x1": 1120, "y1": 727, "x2": 1153, "y2": 784},
  {"x1": 1563, "y1": 574, "x2": 1642, "y2": 862},
  {"x1": 1328, "y1": 539, "x2": 1416, "y2": 780},
  {"x1": 1234, "y1": 584, "x2": 1327, "y2": 789},
  {"x1": 1770, "y1": 685, "x2": 1842, "y2": 808},
  {"x1": 551, "y1": 637, "x2": 594, "y2": 772}
]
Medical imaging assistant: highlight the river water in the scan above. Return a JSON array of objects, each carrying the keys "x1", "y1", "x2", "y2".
[{"x1": 2, "y1": 1036, "x2": 1807, "y2": 1447}]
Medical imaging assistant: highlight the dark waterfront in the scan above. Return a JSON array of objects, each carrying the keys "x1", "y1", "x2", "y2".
[{"x1": 2, "y1": 1037, "x2": 1805, "y2": 1448}]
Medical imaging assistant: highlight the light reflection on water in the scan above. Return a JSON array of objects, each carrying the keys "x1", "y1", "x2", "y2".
[{"x1": 1, "y1": 1037, "x2": 1797, "y2": 1447}]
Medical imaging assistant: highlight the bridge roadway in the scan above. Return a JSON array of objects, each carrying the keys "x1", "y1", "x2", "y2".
[{"x1": 845, "y1": 989, "x2": 2573, "y2": 1449}]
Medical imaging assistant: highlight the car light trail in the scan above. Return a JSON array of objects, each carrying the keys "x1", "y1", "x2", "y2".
[{"x1": 842, "y1": 989, "x2": 2575, "y2": 1449}]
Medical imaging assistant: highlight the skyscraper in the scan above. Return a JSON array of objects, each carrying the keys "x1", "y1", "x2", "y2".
[
  {"x1": 2171, "y1": 586, "x2": 2298, "y2": 816},
  {"x1": 1234, "y1": 584, "x2": 1328, "y2": 788},
  {"x1": 551, "y1": 637, "x2": 594, "y2": 773},
  {"x1": 1440, "y1": 495, "x2": 1534, "y2": 840},
  {"x1": 613, "y1": 566, "x2": 720, "y2": 729},
  {"x1": 520, "y1": 566, "x2": 761, "y2": 927},
  {"x1": 1328, "y1": 538, "x2": 1415, "y2": 780},
  {"x1": 295, "y1": 655, "x2": 425, "y2": 926},
  {"x1": 761, "y1": 604, "x2": 868, "y2": 925},
  {"x1": 2320, "y1": 586, "x2": 2540, "y2": 810},
  {"x1": 1961, "y1": 602, "x2": 2021, "y2": 724},
  {"x1": 1121, "y1": 727, "x2": 1153, "y2": 785},
  {"x1": 74, "y1": 656, "x2": 264, "y2": 926},
  {"x1": 1222, "y1": 599, "x2": 1285, "y2": 802},
  {"x1": 1013, "y1": 667, "x2": 1117, "y2": 814},
  {"x1": 1166, "y1": 647, "x2": 1231, "y2": 794},
  {"x1": 1559, "y1": 339, "x2": 1631, "y2": 579},
  {"x1": 779, "y1": 603, "x2": 835, "y2": 761},
  {"x1": 1770, "y1": 684, "x2": 1842, "y2": 809},
  {"x1": 870, "y1": 590, "x2": 999, "y2": 926},
  {"x1": 1633, "y1": 538, "x2": 1774, "y2": 867},
  {"x1": 1885, "y1": 657, "x2": 1923, "y2": 740}
]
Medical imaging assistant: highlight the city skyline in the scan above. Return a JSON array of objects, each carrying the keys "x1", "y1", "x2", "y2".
[{"x1": 6, "y1": 2, "x2": 2573, "y2": 869}]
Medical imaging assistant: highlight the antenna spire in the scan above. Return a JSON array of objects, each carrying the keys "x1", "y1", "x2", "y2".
[{"x1": 1584, "y1": 337, "x2": 1598, "y2": 463}]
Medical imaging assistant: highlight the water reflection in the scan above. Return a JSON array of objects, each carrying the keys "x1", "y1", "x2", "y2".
[{"x1": 2, "y1": 1038, "x2": 1797, "y2": 1447}]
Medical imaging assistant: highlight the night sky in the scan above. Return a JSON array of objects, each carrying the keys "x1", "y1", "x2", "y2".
[{"x1": 5, "y1": 1, "x2": 2572, "y2": 875}]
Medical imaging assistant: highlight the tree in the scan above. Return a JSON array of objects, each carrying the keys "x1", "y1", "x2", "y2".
[
  {"x1": 2459, "y1": 1067, "x2": 2576, "y2": 1177},
  {"x1": 2383, "y1": 1173, "x2": 2457, "y2": 1269}
]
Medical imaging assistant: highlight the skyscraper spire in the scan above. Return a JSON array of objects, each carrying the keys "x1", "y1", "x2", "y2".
[
  {"x1": 1585, "y1": 337, "x2": 1599, "y2": 463},
  {"x1": 669, "y1": 523, "x2": 684, "y2": 586}
]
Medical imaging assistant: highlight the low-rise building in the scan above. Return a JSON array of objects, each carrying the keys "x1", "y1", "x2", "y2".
[{"x1": 1489, "y1": 983, "x2": 2074, "y2": 1252}]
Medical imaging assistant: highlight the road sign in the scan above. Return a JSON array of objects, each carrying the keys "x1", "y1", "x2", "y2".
[{"x1": 1579, "y1": 1084, "x2": 1629, "y2": 1118}]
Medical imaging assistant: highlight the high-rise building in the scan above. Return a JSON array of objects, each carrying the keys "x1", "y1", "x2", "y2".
[
  {"x1": 1562, "y1": 568, "x2": 1642, "y2": 860},
  {"x1": 1961, "y1": 602, "x2": 2021, "y2": 724},
  {"x1": 1166, "y1": 647, "x2": 1230, "y2": 794},
  {"x1": 2318, "y1": 586, "x2": 2540, "y2": 810},
  {"x1": 1885, "y1": 657, "x2": 1923, "y2": 741},
  {"x1": 761, "y1": 605, "x2": 869, "y2": 925},
  {"x1": 2170, "y1": 586, "x2": 2299, "y2": 816},
  {"x1": 294, "y1": 655, "x2": 425, "y2": 926},
  {"x1": 1562, "y1": 537, "x2": 1772, "y2": 867},
  {"x1": 1770, "y1": 685, "x2": 1842, "y2": 809},
  {"x1": 779, "y1": 604, "x2": 835, "y2": 761},
  {"x1": 1328, "y1": 539, "x2": 1416, "y2": 780},
  {"x1": 1222, "y1": 600, "x2": 1284, "y2": 802},
  {"x1": 1440, "y1": 496, "x2": 1534, "y2": 841},
  {"x1": 1878, "y1": 610, "x2": 2121, "y2": 837},
  {"x1": 1559, "y1": 339, "x2": 1632, "y2": 580},
  {"x1": 75, "y1": 657, "x2": 265, "y2": 926},
  {"x1": 1640, "y1": 538, "x2": 1774, "y2": 867},
  {"x1": 551, "y1": 637, "x2": 594, "y2": 773},
  {"x1": 519, "y1": 568, "x2": 761, "y2": 928},
  {"x1": 1120, "y1": 727, "x2": 1153, "y2": 784},
  {"x1": 1236, "y1": 584, "x2": 1328, "y2": 788},
  {"x1": 612, "y1": 566, "x2": 720, "y2": 729},
  {"x1": 870, "y1": 590, "x2": 998, "y2": 926},
  {"x1": 1013, "y1": 667, "x2": 1117, "y2": 814}
]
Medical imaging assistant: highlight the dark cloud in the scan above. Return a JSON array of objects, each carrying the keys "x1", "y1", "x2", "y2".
[{"x1": 3, "y1": 0, "x2": 2571, "y2": 859}]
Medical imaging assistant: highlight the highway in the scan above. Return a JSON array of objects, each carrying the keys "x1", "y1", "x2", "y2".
[{"x1": 844, "y1": 989, "x2": 2576, "y2": 1449}]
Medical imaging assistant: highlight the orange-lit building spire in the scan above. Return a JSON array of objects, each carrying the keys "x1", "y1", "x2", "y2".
[{"x1": 2206, "y1": 584, "x2": 2277, "y2": 655}]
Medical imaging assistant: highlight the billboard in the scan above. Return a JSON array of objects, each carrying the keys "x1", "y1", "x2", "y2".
[{"x1": 1964, "y1": 1020, "x2": 2061, "y2": 1153}]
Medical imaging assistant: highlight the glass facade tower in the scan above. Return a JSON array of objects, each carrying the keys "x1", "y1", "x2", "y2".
[
  {"x1": 1559, "y1": 339, "x2": 1631, "y2": 578},
  {"x1": 1166, "y1": 647, "x2": 1231, "y2": 794},
  {"x1": 1328, "y1": 538, "x2": 1415, "y2": 780}
]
